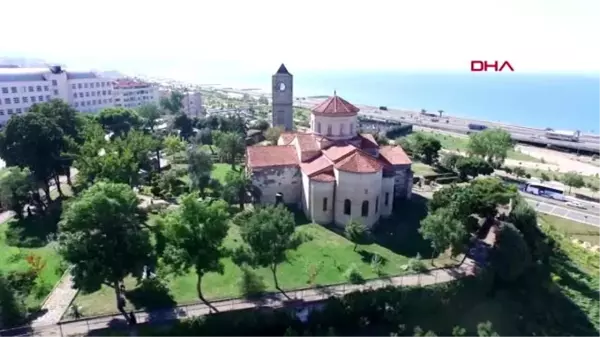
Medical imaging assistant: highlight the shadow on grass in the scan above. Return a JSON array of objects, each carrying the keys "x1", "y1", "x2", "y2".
[
  {"x1": 125, "y1": 279, "x2": 176, "y2": 312},
  {"x1": 370, "y1": 194, "x2": 438, "y2": 259},
  {"x1": 357, "y1": 250, "x2": 388, "y2": 266},
  {"x1": 4, "y1": 200, "x2": 63, "y2": 248}
]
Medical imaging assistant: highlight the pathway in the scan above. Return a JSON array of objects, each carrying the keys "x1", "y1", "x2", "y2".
[
  {"x1": 16, "y1": 259, "x2": 477, "y2": 337},
  {"x1": 30, "y1": 270, "x2": 78, "y2": 327}
]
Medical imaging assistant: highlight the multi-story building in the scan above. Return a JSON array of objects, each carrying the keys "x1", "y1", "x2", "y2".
[
  {"x1": 0, "y1": 65, "x2": 114, "y2": 125},
  {"x1": 112, "y1": 79, "x2": 159, "y2": 109},
  {"x1": 159, "y1": 89, "x2": 204, "y2": 117}
]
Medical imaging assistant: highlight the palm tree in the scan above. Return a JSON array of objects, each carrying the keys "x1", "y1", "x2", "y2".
[
  {"x1": 420, "y1": 108, "x2": 427, "y2": 114},
  {"x1": 438, "y1": 109, "x2": 444, "y2": 118}
]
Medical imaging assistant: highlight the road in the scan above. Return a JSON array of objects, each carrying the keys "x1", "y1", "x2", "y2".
[{"x1": 414, "y1": 189, "x2": 600, "y2": 227}]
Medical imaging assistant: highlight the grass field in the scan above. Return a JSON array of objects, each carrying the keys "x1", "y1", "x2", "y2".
[
  {"x1": 411, "y1": 160, "x2": 438, "y2": 176},
  {"x1": 0, "y1": 216, "x2": 65, "y2": 308},
  {"x1": 421, "y1": 131, "x2": 541, "y2": 163},
  {"x1": 539, "y1": 213, "x2": 600, "y2": 246},
  {"x1": 66, "y1": 196, "x2": 453, "y2": 318}
]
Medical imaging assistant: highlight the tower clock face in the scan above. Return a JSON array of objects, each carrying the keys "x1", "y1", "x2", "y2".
[{"x1": 278, "y1": 82, "x2": 286, "y2": 92}]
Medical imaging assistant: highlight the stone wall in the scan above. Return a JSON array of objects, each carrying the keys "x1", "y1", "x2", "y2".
[
  {"x1": 334, "y1": 169, "x2": 382, "y2": 229},
  {"x1": 249, "y1": 166, "x2": 302, "y2": 206},
  {"x1": 308, "y1": 179, "x2": 335, "y2": 225}
]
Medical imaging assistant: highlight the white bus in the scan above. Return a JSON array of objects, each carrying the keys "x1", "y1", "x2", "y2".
[{"x1": 545, "y1": 129, "x2": 580, "y2": 142}]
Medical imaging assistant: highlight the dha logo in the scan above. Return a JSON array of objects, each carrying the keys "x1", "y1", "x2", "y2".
[{"x1": 471, "y1": 60, "x2": 514, "y2": 72}]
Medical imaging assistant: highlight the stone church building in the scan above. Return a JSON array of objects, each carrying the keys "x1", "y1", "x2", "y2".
[{"x1": 246, "y1": 64, "x2": 413, "y2": 228}]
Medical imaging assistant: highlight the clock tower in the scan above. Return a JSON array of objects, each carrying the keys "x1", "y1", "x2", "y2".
[{"x1": 272, "y1": 63, "x2": 294, "y2": 131}]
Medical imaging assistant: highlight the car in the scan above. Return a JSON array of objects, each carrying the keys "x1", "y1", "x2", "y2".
[{"x1": 566, "y1": 201, "x2": 586, "y2": 210}]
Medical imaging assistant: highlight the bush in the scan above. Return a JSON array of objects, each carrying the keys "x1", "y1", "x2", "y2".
[
  {"x1": 436, "y1": 176, "x2": 460, "y2": 185},
  {"x1": 238, "y1": 266, "x2": 266, "y2": 299},
  {"x1": 344, "y1": 265, "x2": 365, "y2": 284}
]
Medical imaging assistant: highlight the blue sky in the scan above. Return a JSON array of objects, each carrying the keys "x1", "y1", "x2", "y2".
[{"x1": 1, "y1": 0, "x2": 598, "y2": 79}]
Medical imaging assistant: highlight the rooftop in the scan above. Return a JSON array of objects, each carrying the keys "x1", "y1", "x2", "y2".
[
  {"x1": 311, "y1": 92, "x2": 360, "y2": 117},
  {"x1": 276, "y1": 63, "x2": 291, "y2": 75},
  {"x1": 335, "y1": 150, "x2": 383, "y2": 173},
  {"x1": 379, "y1": 145, "x2": 412, "y2": 165},
  {"x1": 113, "y1": 79, "x2": 152, "y2": 89},
  {"x1": 246, "y1": 145, "x2": 299, "y2": 168}
]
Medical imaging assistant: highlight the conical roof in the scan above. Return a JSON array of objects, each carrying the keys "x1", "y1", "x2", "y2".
[
  {"x1": 311, "y1": 92, "x2": 360, "y2": 116},
  {"x1": 276, "y1": 63, "x2": 291, "y2": 75}
]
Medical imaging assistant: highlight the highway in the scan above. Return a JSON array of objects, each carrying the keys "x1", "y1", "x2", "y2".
[{"x1": 294, "y1": 99, "x2": 600, "y2": 154}]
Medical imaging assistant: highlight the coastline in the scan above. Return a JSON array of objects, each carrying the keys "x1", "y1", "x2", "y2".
[{"x1": 207, "y1": 85, "x2": 599, "y2": 139}]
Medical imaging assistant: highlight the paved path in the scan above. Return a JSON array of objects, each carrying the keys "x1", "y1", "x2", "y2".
[
  {"x1": 13, "y1": 259, "x2": 477, "y2": 337},
  {"x1": 30, "y1": 269, "x2": 77, "y2": 328}
]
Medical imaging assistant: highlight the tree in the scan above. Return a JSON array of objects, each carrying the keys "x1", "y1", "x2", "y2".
[
  {"x1": 562, "y1": 171, "x2": 585, "y2": 193},
  {"x1": 137, "y1": 104, "x2": 162, "y2": 131},
  {"x1": 588, "y1": 180, "x2": 600, "y2": 196},
  {"x1": 57, "y1": 182, "x2": 153, "y2": 323},
  {"x1": 419, "y1": 207, "x2": 467, "y2": 261},
  {"x1": 455, "y1": 156, "x2": 494, "y2": 181},
  {"x1": 173, "y1": 113, "x2": 194, "y2": 140},
  {"x1": 258, "y1": 96, "x2": 269, "y2": 105},
  {"x1": 512, "y1": 166, "x2": 526, "y2": 179},
  {"x1": 469, "y1": 177, "x2": 517, "y2": 220},
  {"x1": 97, "y1": 107, "x2": 142, "y2": 138},
  {"x1": 75, "y1": 130, "x2": 154, "y2": 186},
  {"x1": 253, "y1": 119, "x2": 270, "y2": 131},
  {"x1": 161, "y1": 194, "x2": 229, "y2": 312},
  {"x1": 508, "y1": 197, "x2": 544, "y2": 262},
  {"x1": 0, "y1": 112, "x2": 65, "y2": 198},
  {"x1": 407, "y1": 133, "x2": 442, "y2": 164},
  {"x1": 222, "y1": 170, "x2": 255, "y2": 210},
  {"x1": 438, "y1": 109, "x2": 444, "y2": 118},
  {"x1": 187, "y1": 147, "x2": 214, "y2": 198},
  {"x1": 477, "y1": 321, "x2": 499, "y2": 337},
  {"x1": 264, "y1": 127, "x2": 283, "y2": 144},
  {"x1": 440, "y1": 153, "x2": 462, "y2": 171},
  {"x1": 215, "y1": 132, "x2": 245, "y2": 169},
  {"x1": 164, "y1": 135, "x2": 187, "y2": 157},
  {"x1": 467, "y1": 129, "x2": 513, "y2": 167},
  {"x1": 0, "y1": 167, "x2": 34, "y2": 220},
  {"x1": 235, "y1": 205, "x2": 301, "y2": 291},
  {"x1": 0, "y1": 274, "x2": 27, "y2": 329},
  {"x1": 194, "y1": 128, "x2": 214, "y2": 153},
  {"x1": 490, "y1": 223, "x2": 531, "y2": 282},
  {"x1": 540, "y1": 172, "x2": 550, "y2": 183},
  {"x1": 345, "y1": 220, "x2": 367, "y2": 251},
  {"x1": 160, "y1": 91, "x2": 184, "y2": 114}
]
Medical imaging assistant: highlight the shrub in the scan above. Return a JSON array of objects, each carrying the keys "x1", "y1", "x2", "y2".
[
  {"x1": 344, "y1": 265, "x2": 365, "y2": 284},
  {"x1": 238, "y1": 266, "x2": 266, "y2": 299}
]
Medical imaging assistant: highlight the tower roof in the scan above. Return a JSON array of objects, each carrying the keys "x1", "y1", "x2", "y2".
[
  {"x1": 276, "y1": 63, "x2": 291, "y2": 75},
  {"x1": 311, "y1": 92, "x2": 360, "y2": 117}
]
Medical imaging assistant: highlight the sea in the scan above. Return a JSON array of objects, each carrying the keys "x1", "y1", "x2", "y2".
[{"x1": 214, "y1": 71, "x2": 600, "y2": 134}]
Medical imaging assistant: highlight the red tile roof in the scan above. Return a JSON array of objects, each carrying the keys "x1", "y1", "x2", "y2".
[
  {"x1": 359, "y1": 133, "x2": 379, "y2": 149},
  {"x1": 335, "y1": 150, "x2": 383, "y2": 173},
  {"x1": 322, "y1": 144, "x2": 357, "y2": 162},
  {"x1": 246, "y1": 145, "x2": 299, "y2": 168},
  {"x1": 311, "y1": 93, "x2": 360, "y2": 117},
  {"x1": 113, "y1": 79, "x2": 151, "y2": 89},
  {"x1": 311, "y1": 171, "x2": 335, "y2": 182},
  {"x1": 279, "y1": 132, "x2": 296, "y2": 145},
  {"x1": 300, "y1": 155, "x2": 333, "y2": 176},
  {"x1": 379, "y1": 146, "x2": 412, "y2": 165}
]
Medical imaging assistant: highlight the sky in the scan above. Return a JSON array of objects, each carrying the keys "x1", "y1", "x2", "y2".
[{"x1": 1, "y1": 0, "x2": 599, "y2": 80}]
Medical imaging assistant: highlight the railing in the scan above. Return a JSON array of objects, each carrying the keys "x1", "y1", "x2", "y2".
[{"x1": 0, "y1": 261, "x2": 476, "y2": 337}]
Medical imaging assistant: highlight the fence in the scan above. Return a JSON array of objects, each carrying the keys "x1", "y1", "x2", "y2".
[{"x1": 0, "y1": 261, "x2": 476, "y2": 337}]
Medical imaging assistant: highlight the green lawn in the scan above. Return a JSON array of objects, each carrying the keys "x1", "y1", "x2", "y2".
[
  {"x1": 411, "y1": 160, "x2": 438, "y2": 176},
  {"x1": 0, "y1": 217, "x2": 65, "y2": 308},
  {"x1": 421, "y1": 131, "x2": 541, "y2": 163},
  {"x1": 211, "y1": 163, "x2": 236, "y2": 184},
  {"x1": 538, "y1": 213, "x2": 600, "y2": 246},
  {"x1": 67, "y1": 197, "x2": 453, "y2": 318}
]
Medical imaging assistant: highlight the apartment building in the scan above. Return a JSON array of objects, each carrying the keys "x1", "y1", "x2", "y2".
[
  {"x1": 0, "y1": 66, "x2": 114, "y2": 125},
  {"x1": 159, "y1": 89, "x2": 204, "y2": 117},
  {"x1": 112, "y1": 79, "x2": 159, "y2": 109}
]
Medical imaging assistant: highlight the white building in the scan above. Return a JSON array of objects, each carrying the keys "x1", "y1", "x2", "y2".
[
  {"x1": 159, "y1": 89, "x2": 204, "y2": 117},
  {"x1": 112, "y1": 79, "x2": 159, "y2": 109},
  {"x1": 0, "y1": 66, "x2": 115, "y2": 125}
]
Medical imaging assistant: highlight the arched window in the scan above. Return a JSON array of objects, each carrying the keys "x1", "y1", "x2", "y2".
[
  {"x1": 340, "y1": 123, "x2": 345, "y2": 135},
  {"x1": 350, "y1": 123, "x2": 354, "y2": 134},
  {"x1": 361, "y1": 200, "x2": 369, "y2": 217},
  {"x1": 344, "y1": 199, "x2": 351, "y2": 215},
  {"x1": 327, "y1": 124, "x2": 332, "y2": 135},
  {"x1": 317, "y1": 122, "x2": 321, "y2": 133},
  {"x1": 375, "y1": 196, "x2": 379, "y2": 213},
  {"x1": 323, "y1": 197, "x2": 328, "y2": 211}
]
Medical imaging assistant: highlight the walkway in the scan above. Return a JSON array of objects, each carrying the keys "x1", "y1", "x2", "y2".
[
  {"x1": 30, "y1": 269, "x2": 78, "y2": 327},
  {"x1": 14, "y1": 259, "x2": 477, "y2": 337}
]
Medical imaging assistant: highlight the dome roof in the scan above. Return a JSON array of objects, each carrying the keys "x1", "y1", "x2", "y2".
[{"x1": 311, "y1": 92, "x2": 360, "y2": 117}]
